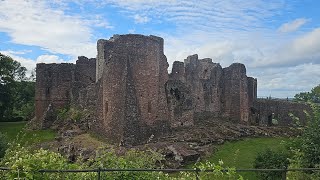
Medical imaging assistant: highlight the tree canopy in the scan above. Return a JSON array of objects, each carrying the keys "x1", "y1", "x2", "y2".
[
  {"x1": 0, "y1": 53, "x2": 34, "y2": 121},
  {"x1": 294, "y1": 85, "x2": 320, "y2": 103}
]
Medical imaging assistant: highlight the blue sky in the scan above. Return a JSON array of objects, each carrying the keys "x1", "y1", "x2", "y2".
[{"x1": 0, "y1": 0, "x2": 319, "y2": 98}]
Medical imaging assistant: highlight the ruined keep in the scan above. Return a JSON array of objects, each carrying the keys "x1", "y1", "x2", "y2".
[{"x1": 34, "y1": 34, "x2": 310, "y2": 145}]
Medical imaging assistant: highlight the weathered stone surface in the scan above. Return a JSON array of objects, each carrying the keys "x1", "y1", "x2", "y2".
[
  {"x1": 166, "y1": 79, "x2": 194, "y2": 127},
  {"x1": 34, "y1": 56, "x2": 96, "y2": 129},
  {"x1": 184, "y1": 55, "x2": 223, "y2": 115},
  {"x1": 95, "y1": 34, "x2": 170, "y2": 145},
  {"x1": 167, "y1": 143, "x2": 200, "y2": 164},
  {"x1": 35, "y1": 63, "x2": 75, "y2": 128},
  {"x1": 34, "y1": 33, "x2": 312, "y2": 147},
  {"x1": 253, "y1": 99, "x2": 311, "y2": 126},
  {"x1": 222, "y1": 63, "x2": 249, "y2": 123}
]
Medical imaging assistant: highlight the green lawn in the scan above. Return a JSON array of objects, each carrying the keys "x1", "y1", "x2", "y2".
[
  {"x1": 0, "y1": 121, "x2": 56, "y2": 145},
  {"x1": 207, "y1": 137, "x2": 289, "y2": 179}
]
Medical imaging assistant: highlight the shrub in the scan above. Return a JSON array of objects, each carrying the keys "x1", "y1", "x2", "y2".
[
  {"x1": 174, "y1": 160, "x2": 243, "y2": 180},
  {"x1": 0, "y1": 144, "x2": 92, "y2": 179},
  {"x1": 286, "y1": 104, "x2": 320, "y2": 179},
  {"x1": 0, "y1": 132, "x2": 8, "y2": 158},
  {"x1": 254, "y1": 148, "x2": 289, "y2": 180},
  {"x1": 0, "y1": 143, "x2": 242, "y2": 180},
  {"x1": 57, "y1": 107, "x2": 89, "y2": 122},
  {"x1": 87, "y1": 146, "x2": 168, "y2": 180}
]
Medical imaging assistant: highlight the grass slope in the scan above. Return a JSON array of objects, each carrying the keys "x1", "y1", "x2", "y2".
[
  {"x1": 0, "y1": 121, "x2": 56, "y2": 144},
  {"x1": 208, "y1": 137, "x2": 289, "y2": 179}
]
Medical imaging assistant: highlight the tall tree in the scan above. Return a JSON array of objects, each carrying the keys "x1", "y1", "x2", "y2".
[{"x1": 0, "y1": 53, "x2": 30, "y2": 121}]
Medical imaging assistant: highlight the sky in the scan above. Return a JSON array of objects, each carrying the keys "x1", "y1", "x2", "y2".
[{"x1": 0, "y1": 0, "x2": 319, "y2": 98}]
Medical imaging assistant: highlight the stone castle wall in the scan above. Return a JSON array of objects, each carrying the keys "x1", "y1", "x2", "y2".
[
  {"x1": 34, "y1": 34, "x2": 310, "y2": 145},
  {"x1": 35, "y1": 57, "x2": 96, "y2": 128},
  {"x1": 178, "y1": 55, "x2": 253, "y2": 123},
  {"x1": 253, "y1": 99, "x2": 311, "y2": 126}
]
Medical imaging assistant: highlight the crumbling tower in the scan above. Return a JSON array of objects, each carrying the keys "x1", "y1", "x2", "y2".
[
  {"x1": 95, "y1": 34, "x2": 170, "y2": 145},
  {"x1": 222, "y1": 63, "x2": 249, "y2": 122},
  {"x1": 34, "y1": 63, "x2": 75, "y2": 128}
]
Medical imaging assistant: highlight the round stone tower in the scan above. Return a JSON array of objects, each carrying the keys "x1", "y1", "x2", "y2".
[{"x1": 95, "y1": 34, "x2": 170, "y2": 145}]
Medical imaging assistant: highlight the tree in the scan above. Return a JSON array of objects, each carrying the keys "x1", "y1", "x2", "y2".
[
  {"x1": 0, "y1": 53, "x2": 31, "y2": 121},
  {"x1": 294, "y1": 85, "x2": 320, "y2": 103},
  {"x1": 254, "y1": 149, "x2": 289, "y2": 180},
  {"x1": 287, "y1": 85, "x2": 320, "y2": 179}
]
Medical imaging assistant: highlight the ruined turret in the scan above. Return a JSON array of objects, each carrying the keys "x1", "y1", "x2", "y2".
[
  {"x1": 95, "y1": 34, "x2": 170, "y2": 145},
  {"x1": 222, "y1": 63, "x2": 249, "y2": 123}
]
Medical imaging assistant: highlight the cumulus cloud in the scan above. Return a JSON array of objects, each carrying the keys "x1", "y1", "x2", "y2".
[
  {"x1": 253, "y1": 63, "x2": 320, "y2": 98},
  {"x1": 104, "y1": 0, "x2": 286, "y2": 31},
  {"x1": 250, "y1": 28, "x2": 320, "y2": 68},
  {"x1": 36, "y1": 55, "x2": 66, "y2": 64},
  {"x1": 161, "y1": 27, "x2": 320, "y2": 97},
  {"x1": 133, "y1": 14, "x2": 150, "y2": 24},
  {"x1": 0, "y1": 0, "x2": 108, "y2": 58},
  {"x1": 278, "y1": 18, "x2": 308, "y2": 33}
]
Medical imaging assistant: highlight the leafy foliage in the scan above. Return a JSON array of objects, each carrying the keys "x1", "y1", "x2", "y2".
[
  {"x1": 283, "y1": 86, "x2": 320, "y2": 179},
  {"x1": 174, "y1": 160, "x2": 243, "y2": 180},
  {"x1": 0, "y1": 53, "x2": 34, "y2": 121},
  {"x1": 0, "y1": 142, "x2": 243, "y2": 180},
  {"x1": 57, "y1": 107, "x2": 89, "y2": 122},
  {"x1": 294, "y1": 84, "x2": 320, "y2": 103},
  {"x1": 296, "y1": 104, "x2": 320, "y2": 168},
  {"x1": 0, "y1": 144, "x2": 168, "y2": 180},
  {"x1": 86, "y1": 146, "x2": 168, "y2": 179},
  {"x1": 0, "y1": 132, "x2": 8, "y2": 158},
  {"x1": 253, "y1": 148, "x2": 289, "y2": 180},
  {"x1": 0, "y1": 144, "x2": 90, "y2": 179}
]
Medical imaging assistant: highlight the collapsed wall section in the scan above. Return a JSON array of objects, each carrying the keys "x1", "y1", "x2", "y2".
[
  {"x1": 34, "y1": 57, "x2": 97, "y2": 129},
  {"x1": 35, "y1": 63, "x2": 75, "y2": 128},
  {"x1": 95, "y1": 34, "x2": 170, "y2": 145},
  {"x1": 167, "y1": 61, "x2": 193, "y2": 127},
  {"x1": 184, "y1": 55, "x2": 223, "y2": 114},
  {"x1": 254, "y1": 99, "x2": 311, "y2": 126}
]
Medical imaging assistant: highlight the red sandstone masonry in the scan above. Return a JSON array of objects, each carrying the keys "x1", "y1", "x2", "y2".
[
  {"x1": 95, "y1": 34, "x2": 170, "y2": 145},
  {"x1": 34, "y1": 34, "x2": 311, "y2": 146}
]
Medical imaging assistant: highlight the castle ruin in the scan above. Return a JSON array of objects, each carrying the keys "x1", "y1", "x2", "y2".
[{"x1": 34, "y1": 34, "x2": 311, "y2": 145}]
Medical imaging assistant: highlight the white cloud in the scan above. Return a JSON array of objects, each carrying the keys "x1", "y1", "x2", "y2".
[
  {"x1": 254, "y1": 63, "x2": 320, "y2": 98},
  {"x1": 0, "y1": 50, "x2": 32, "y2": 55},
  {"x1": 0, "y1": 0, "x2": 110, "y2": 58},
  {"x1": 278, "y1": 18, "x2": 308, "y2": 33},
  {"x1": 105, "y1": 0, "x2": 286, "y2": 31},
  {"x1": 251, "y1": 28, "x2": 320, "y2": 68},
  {"x1": 0, "y1": 50, "x2": 37, "y2": 74},
  {"x1": 161, "y1": 27, "x2": 320, "y2": 97},
  {"x1": 36, "y1": 55, "x2": 66, "y2": 64},
  {"x1": 133, "y1": 14, "x2": 150, "y2": 24}
]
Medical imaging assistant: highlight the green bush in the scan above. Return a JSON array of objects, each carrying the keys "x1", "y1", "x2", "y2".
[
  {"x1": 86, "y1": 146, "x2": 168, "y2": 179},
  {"x1": 174, "y1": 160, "x2": 243, "y2": 180},
  {"x1": 57, "y1": 107, "x2": 88, "y2": 122},
  {"x1": 286, "y1": 104, "x2": 320, "y2": 179},
  {"x1": 0, "y1": 132, "x2": 8, "y2": 158},
  {"x1": 254, "y1": 148, "x2": 289, "y2": 180},
  {"x1": 57, "y1": 107, "x2": 69, "y2": 120},
  {"x1": 0, "y1": 143, "x2": 242, "y2": 180},
  {"x1": 299, "y1": 104, "x2": 320, "y2": 168},
  {"x1": 0, "y1": 144, "x2": 92, "y2": 179}
]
